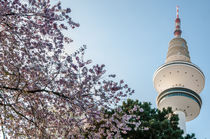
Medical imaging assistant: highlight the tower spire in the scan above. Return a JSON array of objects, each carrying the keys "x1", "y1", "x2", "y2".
[
  {"x1": 174, "y1": 6, "x2": 182, "y2": 37},
  {"x1": 176, "y1": 5, "x2": 179, "y2": 18}
]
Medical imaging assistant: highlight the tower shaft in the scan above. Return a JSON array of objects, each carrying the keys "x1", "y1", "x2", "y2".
[{"x1": 174, "y1": 111, "x2": 186, "y2": 135}]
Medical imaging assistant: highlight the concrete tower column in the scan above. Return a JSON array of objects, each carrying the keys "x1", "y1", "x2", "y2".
[{"x1": 174, "y1": 111, "x2": 186, "y2": 135}]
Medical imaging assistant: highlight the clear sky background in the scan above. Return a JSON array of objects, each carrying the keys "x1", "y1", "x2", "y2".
[{"x1": 63, "y1": 0, "x2": 210, "y2": 138}]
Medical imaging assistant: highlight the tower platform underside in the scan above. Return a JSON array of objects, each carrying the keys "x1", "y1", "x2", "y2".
[{"x1": 156, "y1": 87, "x2": 202, "y2": 121}]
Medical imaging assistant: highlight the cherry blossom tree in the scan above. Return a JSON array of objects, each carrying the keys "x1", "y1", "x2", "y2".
[{"x1": 0, "y1": 0, "x2": 134, "y2": 138}]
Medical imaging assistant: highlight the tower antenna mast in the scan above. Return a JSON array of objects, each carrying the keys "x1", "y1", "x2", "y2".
[
  {"x1": 176, "y1": 5, "x2": 179, "y2": 18},
  {"x1": 174, "y1": 5, "x2": 181, "y2": 37}
]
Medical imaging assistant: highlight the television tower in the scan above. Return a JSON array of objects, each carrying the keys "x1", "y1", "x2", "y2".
[{"x1": 153, "y1": 6, "x2": 205, "y2": 134}]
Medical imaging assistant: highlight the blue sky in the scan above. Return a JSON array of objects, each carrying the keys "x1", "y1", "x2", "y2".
[{"x1": 63, "y1": 0, "x2": 210, "y2": 138}]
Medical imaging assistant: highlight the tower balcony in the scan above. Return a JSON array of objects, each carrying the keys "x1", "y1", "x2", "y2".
[
  {"x1": 153, "y1": 61, "x2": 205, "y2": 94},
  {"x1": 156, "y1": 87, "x2": 202, "y2": 121}
]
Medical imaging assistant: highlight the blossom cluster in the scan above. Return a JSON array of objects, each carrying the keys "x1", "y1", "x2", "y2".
[{"x1": 86, "y1": 104, "x2": 144, "y2": 138}]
